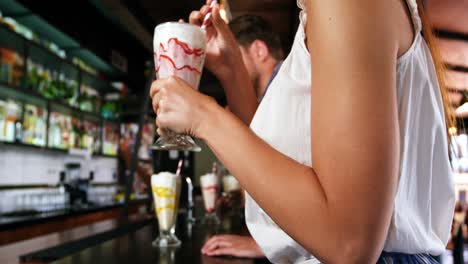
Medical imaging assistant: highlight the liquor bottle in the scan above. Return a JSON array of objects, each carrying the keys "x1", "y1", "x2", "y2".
[
  {"x1": 12, "y1": 51, "x2": 24, "y2": 87},
  {"x1": 48, "y1": 113, "x2": 57, "y2": 148},
  {"x1": 22, "y1": 104, "x2": 36, "y2": 144},
  {"x1": 74, "y1": 117, "x2": 83, "y2": 149},
  {"x1": 15, "y1": 118, "x2": 22, "y2": 143},
  {"x1": 49, "y1": 71, "x2": 59, "y2": 100},
  {"x1": 0, "y1": 99, "x2": 6, "y2": 141},
  {"x1": 63, "y1": 116, "x2": 71, "y2": 149},
  {"x1": 68, "y1": 79, "x2": 79, "y2": 107},
  {"x1": 27, "y1": 59, "x2": 39, "y2": 89},
  {"x1": 5, "y1": 100, "x2": 21, "y2": 142},
  {"x1": 39, "y1": 69, "x2": 51, "y2": 98},
  {"x1": 35, "y1": 108, "x2": 46, "y2": 146},
  {"x1": 58, "y1": 72, "x2": 67, "y2": 102},
  {"x1": 0, "y1": 48, "x2": 15, "y2": 84},
  {"x1": 80, "y1": 89, "x2": 92, "y2": 112}
]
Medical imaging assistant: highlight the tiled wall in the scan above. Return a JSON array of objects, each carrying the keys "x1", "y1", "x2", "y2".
[
  {"x1": 0, "y1": 145, "x2": 118, "y2": 213},
  {"x1": 0, "y1": 145, "x2": 117, "y2": 185}
]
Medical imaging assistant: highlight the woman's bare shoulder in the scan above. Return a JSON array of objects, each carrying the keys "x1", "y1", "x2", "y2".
[{"x1": 304, "y1": 0, "x2": 413, "y2": 58}]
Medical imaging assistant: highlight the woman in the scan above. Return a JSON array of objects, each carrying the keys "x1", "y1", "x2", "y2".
[{"x1": 150, "y1": 0, "x2": 456, "y2": 263}]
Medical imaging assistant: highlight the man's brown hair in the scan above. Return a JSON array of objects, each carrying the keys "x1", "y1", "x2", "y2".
[{"x1": 229, "y1": 15, "x2": 284, "y2": 60}]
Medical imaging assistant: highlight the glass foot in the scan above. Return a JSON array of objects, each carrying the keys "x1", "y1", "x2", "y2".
[
  {"x1": 152, "y1": 133, "x2": 201, "y2": 152},
  {"x1": 202, "y1": 213, "x2": 220, "y2": 226},
  {"x1": 152, "y1": 232, "x2": 181, "y2": 248}
]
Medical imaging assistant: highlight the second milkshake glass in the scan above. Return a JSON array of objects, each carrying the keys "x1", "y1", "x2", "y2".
[
  {"x1": 151, "y1": 172, "x2": 182, "y2": 247},
  {"x1": 200, "y1": 172, "x2": 220, "y2": 225}
]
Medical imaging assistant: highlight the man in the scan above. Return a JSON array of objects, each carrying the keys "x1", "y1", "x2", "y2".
[
  {"x1": 118, "y1": 132, "x2": 153, "y2": 191},
  {"x1": 230, "y1": 15, "x2": 284, "y2": 103},
  {"x1": 201, "y1": 14, "x2": 284, "y2": 259}
]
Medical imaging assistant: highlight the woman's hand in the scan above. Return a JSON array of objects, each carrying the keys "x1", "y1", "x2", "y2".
[
  {"x1": 201, "y1": 235, "x2": 264, "y2": 258},
  {"x1": 150, "y1": 76, "x2": 217, "y2": 138},
  {"x1": 183, "y1": 0, "x2": 258, "y2": 125},
  {"x1": 189, "y1": 0, "x2": 242, "y2": 82}
]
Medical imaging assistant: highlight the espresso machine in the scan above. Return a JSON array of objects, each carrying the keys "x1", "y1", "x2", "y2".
[{"x1": 62, "y1": 163, "x2": 92, "y2": 209}]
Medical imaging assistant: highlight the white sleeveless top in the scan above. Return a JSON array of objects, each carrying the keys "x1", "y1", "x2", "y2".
[{"x1": 245, "y1": 0, "x2": 456, "y2": 263}]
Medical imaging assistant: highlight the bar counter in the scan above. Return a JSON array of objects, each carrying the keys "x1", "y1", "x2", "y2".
[
  {"x1": 15, "y1": 198, "x2": 270, "y2": 264},
  {"x1": 49, "y1": 213, "x2": 270, "y2": 264},
  {"x1": 0, "y1": 202, "x2": 124, "y2": 231},
  {"x1": 0, "y1": 199, "x2": 150, "y2": 245},
  {"x1": 0, "y1": 214, "x2": 152, "y2": 264}
]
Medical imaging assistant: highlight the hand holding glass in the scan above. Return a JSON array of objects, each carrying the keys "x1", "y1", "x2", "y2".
[{"x1": 152, "y1": 22, "x2": 207, "y2": 152}]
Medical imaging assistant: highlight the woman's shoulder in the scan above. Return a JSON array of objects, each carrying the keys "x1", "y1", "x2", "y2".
[{"x1": 303, "y1": 0, "x2": 406, "y2": 49}]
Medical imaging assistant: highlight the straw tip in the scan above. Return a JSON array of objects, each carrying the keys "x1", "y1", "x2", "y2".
[
  {"x1": 200, "y1": 0, "x2": 218, "y2": 29},
  {"x1": 176, "y1": 159, "x2": 184, "y2": 176}
]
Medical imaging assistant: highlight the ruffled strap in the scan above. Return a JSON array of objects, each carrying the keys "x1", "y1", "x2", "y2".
[
  {"x1": 297, "y1": 0, "x2": 306, "y2": 10},
  {"x1": 405, "y1": 0, "x2": 422, "y2": 33},
  {"x1": 297, "y1": 0, "x2": 307, "y2": 26}
]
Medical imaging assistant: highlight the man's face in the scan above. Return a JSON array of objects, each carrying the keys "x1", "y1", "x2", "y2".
[{"x1": 239, "y1": 45, "x2": 259, "y2": 86}]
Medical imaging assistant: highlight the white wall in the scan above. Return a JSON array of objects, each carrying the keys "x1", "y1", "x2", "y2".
[
  {"x1": 0, "y1": 145, "x2": 117, "y2": 185},
  {"x1": 0, "y1": 145, "x2": 118, "y2": 213}
]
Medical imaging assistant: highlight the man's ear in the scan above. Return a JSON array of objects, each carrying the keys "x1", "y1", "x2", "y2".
[{"x1": 251, "y1": 40, "x2": 270, "y2": 62}]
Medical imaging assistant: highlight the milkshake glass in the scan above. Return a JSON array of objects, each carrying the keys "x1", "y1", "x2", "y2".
[
  {"x1": 151, "y1": 172, "x2": 181, "y2": 247},
  {"x1": 152, "y1": 22, "x2": 207, "y2": 152},
  {"x1": 200, "y1": 173, "x2": 220, "y2": 224}
]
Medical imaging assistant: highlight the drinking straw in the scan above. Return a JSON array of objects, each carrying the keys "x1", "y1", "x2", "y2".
[
  {"x1": 176, "y1": 159, "x2": 184, "y2": 177},
  {"x1": 201, "y1": 0, "x2": 218, "y2": 30},
  {"x1": 211, "y1": 162, "x2": 218, "y2": 175}
]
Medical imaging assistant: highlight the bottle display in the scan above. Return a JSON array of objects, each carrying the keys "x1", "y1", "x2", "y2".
[
  {"x1": 27, "y1": 60, "x2": 79, "y2": 107},
  {"x1": 0, "y1": 13, "x2": 123, "y2": 156}
]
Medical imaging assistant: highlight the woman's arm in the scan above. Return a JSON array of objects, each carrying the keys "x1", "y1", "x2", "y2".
[
  {"x1": 199, "y1": 1, "x2": 401, "y2": 263},
  {"x1": 152, "y1": 0, "x2": 402, "y2": 262}
]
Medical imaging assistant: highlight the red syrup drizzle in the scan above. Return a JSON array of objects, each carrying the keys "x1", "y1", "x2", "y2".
[
  {"x1": 155, "y1": 37, "x2": 204, "y2": 75},
  {"x1": 159, "y1": 38, "x2": 204, "y2": 57},
  {"x1": 155, "y1": 54, "x2": 202, "y2": 75},
  {"x1": 202, "y1": 186, "x2": 218, "y2": 191}
]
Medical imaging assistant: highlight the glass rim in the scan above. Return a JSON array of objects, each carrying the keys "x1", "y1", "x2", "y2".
[{"x1": 154, "y1": 21, "x2": 205, "y2": 34}]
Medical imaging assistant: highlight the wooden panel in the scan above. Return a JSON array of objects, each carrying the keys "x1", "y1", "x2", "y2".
[
  {"x1": 446, "y1": 70, "x2": 468, "y2": 91},
  {"x1": 0, "y1": 219, "x2": 119, "y2": 264},
  {"x1": 449, "y1": 91, "x2": 464, "y2": 106},
  {"x1": 427, "y1": 0, "x2": 468, "y2": 35},
  {"x1": 438, "y1": 38, "x2": 468, "y2": 68},
  {"x1": 0, "y1": 212, "x2": 150, "y2": 264},
  {"x1": 0, "y1": 203, "x2": 146, "y2": 246},
  {"x1": 0, "y1": 210, "x2": 120, "y2": 246}
]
